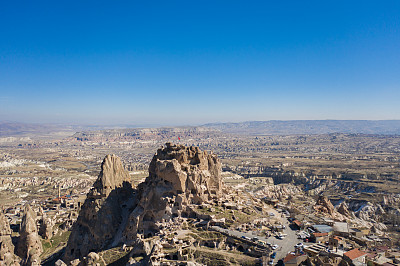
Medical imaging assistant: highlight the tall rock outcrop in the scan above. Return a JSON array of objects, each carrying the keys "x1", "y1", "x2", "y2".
[
  {"x1": 337, "y1": 202, "x2": 352, "y2": 217},
  {"x1": 64, "y1": 144, "x2": 223, "y2": 262},
  {"x1": 38, "y1": 213, "x2": 55, "y2": 240},
  {"x1": 149, "y1": 143, "x2": 222, "y2": 199},
  {"x1": 122, "y1": 143, "x2": 222, "y2": 243},
  {"x1": 0, "y1": 211, "x2": 20, "y2": 265},
  {"x1": 16, "y1": 205, "x2": 42, "y2": 266},
  {"x1": 314, "y1": 195, "x2": 335, "y2": 215},
  {"x1": 0, "y1": 212, "x2": 13, "y2": 237},
  {"x1": 64, "y1": 154, "x2": 134, "y2": 262}
]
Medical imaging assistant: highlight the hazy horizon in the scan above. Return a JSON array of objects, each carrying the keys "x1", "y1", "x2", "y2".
[
  {"x1": 3, "y1": 119, "x2": 400, "y2": 137},
  {"x1": 2, "y1": 119, "x2": 400, "y2": 128},
  {"x1": 1, "y1": 1, "x2": 399, "y2": 124}
]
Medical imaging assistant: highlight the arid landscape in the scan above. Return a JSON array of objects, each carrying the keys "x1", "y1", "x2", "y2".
[
  {"x1": 1, "y1": 121, "x2": 399, "y2": 265},
  {"x1": 2, "y1": 1, "x2": 399, "y2": 265}
]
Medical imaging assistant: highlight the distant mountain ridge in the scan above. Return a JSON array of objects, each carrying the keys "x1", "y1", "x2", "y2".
[
  {"x1": 0, "y1": 121, "x2": 64, "y2": 137},
  {"x1": 0, "y1": 121, "x2": 141, "y2": 137},
  {"x1": 204, "y1": 120, "x2": 400, "y2": 135},
  {"x1": 2, "y1": 120, "x2": 400, "y2": 138}
]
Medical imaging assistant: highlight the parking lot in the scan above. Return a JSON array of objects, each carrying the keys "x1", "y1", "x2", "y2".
[
  {"x1": 211, "y1": 215, "x2": 304, "y2": 265},
  {"x1": 264, "y1": 218, "x2": 304, "y2": 263}
]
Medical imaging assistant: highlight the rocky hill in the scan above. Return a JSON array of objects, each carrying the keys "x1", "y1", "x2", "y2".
[{"x1": 63, "y1": 143, "x2": 223, "y2": 263}]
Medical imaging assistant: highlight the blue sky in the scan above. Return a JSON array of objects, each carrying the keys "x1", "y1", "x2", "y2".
[{"x1": 0, "y1": 1, "x2": 399, "y2": 125}]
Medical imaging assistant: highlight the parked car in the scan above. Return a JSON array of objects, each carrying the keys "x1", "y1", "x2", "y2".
[
  {"x1": 295, "y1": 243, "x2": 303, "y2": 248},
  {"x1": 271, "y1": 252, "x2": 277, "y2": 259},
  {"x1": 272, "y1": 244, "x2": 279, "y2": 250},
  {"x1": 276, "y1": 233, "x2": 287, "y2": 239},
  {"x1": 257, "y1": 240, "x2": 266, "y2": 246}
]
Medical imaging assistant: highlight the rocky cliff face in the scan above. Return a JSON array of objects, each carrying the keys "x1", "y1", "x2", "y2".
[
  {"x1": 122, "y1": 143, "x2": 222, "y2": 243},
  {"x1": 0, "y1": 211, "x2": 20, "y2": 265},
  {"x1": 352, "y1": 201, "x2": 386, "y2": 223},
  {"x1": 63, "y1": 154, "x2": 134, "y2": 262},
  {"x1": 337, "y1": 202, "x2": 352, "y2": 217},
  {"x1": 314, "y1": 195, "x2": 335, "y2": 215},
  {"x1": 252, "y1": 183, "x2": 303, "y2": 200},
  {"x1": 16, "y1": 205, "x2": 42, "y2": 266},
  {"x1": 63, "y1": 143, "x2": 223, "y2": 263},
  {"x1": 150, "y1": 143, "x2": 222, "y2": 198}
]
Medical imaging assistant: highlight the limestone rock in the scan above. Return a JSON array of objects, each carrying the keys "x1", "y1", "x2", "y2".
[
  {"x1": 354, "y1": 202, "x2": 385, "y2": 223},
  {"x1": 373, "y1": 222, "x2": 387, "y2": 231},
  {"x1": 70, "y1": 259, "x2": 81, "y2": 266},
  {"x1": 16, "y1": 205, "x2": 42, "y2": 266},
  {"x1": 63, "y1": 155, "x2": 134, "y2": 262},
  {"x1": 148, "y1": 143, "x2": 222, "y2": 197},
  {"x1": 59, "y1": 212, "x2": 76, "y2": 231},
  {"x1": 186, "y1": 262, "x2": 206, "y2": 266},
  {"x1": 38, "y1": 213, "x2": 55, "y2": 239},
  {"x1": 82, "y1": 252, "x2": 101, "y2": 266},
  {"x1": 122, "y1": 143, "x2": 222, "y2": 243},
  {"x1": 0, "y1": 212, "x2": 12, "y2": 236},
  {"x1": 0, "y1": 211, "x2": 20, "y2": 265},
  {"x1": 54, "y1": 259, "x2": 67, "y2": 266},
  {"x1": 314, "y1": 195, "x2": 334, "y2": 215},
  {"x1": 92, "y1": 154, "x2": 131, "y2": 197},
  {"x1": 24, "y1": 253, "x2": 40, "y2": 266},
  {"x1": 64, "y1": 144, "x2": 223, "y2": 262},
  {"x1": 337, "y1": 202, "x2": 351, "y2": 217},
  {"x1": 254, "y1": 183, "x2": 302, "y2": 199}
]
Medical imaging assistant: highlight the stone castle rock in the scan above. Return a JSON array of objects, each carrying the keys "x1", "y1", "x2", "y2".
[
  {"x1": 63, "y1": 143, "x2": 223, "y2": 263},
  {"x1": 122, "y1": 143, "x2": 222, "y2": 243}
]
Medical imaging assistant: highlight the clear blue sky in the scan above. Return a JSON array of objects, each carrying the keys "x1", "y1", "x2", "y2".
[{"x1": 0, "y1": 1, "x2": 399, "y2": 125}]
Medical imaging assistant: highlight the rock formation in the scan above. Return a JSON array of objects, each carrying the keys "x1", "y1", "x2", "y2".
[
  {"x1": 353, "y1": 202, "x2": 385, "y2": 222},
  {"x1": 337, "y1": 202, "x2": 352, "y2": 217},
  {"x1": 64, "y1": 154, "x2": 134, "y2": 262},
  {"x1": 122, "y1": 143, "x2": 222, "y2": 243},
  {"x1": 16, "y1": 205, "x2": 42, "y2": 266},
  {"x1": 0, "y1": 211, "x2": 20, "y2": 265},
  {"x1": 81, "y1": 252, "x2": 102, "y2": 266},
  {"x1": 64, "y1": 143, "x2": 223, "y2": 263},
  {"x1": 38, "y1": 213, "x2": 55, "y2": 239},
  {"x1": 55, "y1": 259, "x2": 67, "y2": 266},
  {"x1": 314, "y1": 195, "x2": 335, "y2": 215},
  {"x1": 253, "y1": 183, "x2": 303, "y2": 199}
]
